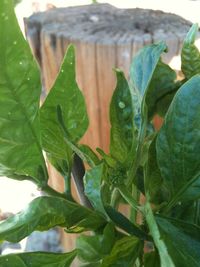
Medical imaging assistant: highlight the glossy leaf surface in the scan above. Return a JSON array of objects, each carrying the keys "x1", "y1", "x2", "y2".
[
  {"x1": 157, "y1": 215, "x2": 200, "y2": 267},
  {"x1": 130, "y1": 42, "x2": 167, "y2": 101},
  {"x1": 146, "y1": 60, "x2": 176, "y2": 118},
  {"x1": 77, "y1": 223, "x2": 115, "y2": 263},
  {"x1": 110, "y1": 70, "x2": 136, "y2": 165},
  {"x1": 181, "y1": 24, "x2": 200, "y2": 80},
  {"x1": 101, "y1": 236, "x2": 141, "y2": 267},
  {"x1": 0, "y1": 196, "x2": 105, "y2": 242},
  {"x1": 0, "y1": 251, "x2": 76, "y2": 267},
  {"x1": 40, "y1": 45, "x2": 88, "y2": 171},
  {"x1": 104, "y1": 205, "x2": 149, "y2": 240},
  {"x1": 84, "y1": 164, "x2": 105, "y2": 214},
  {"x1": 145, "y1": 138, "x2": 168, "y2": 204},
  {"x1": 0, "y1": 0, "x2": 47, "y2": 183},
  {"x1": 157, "y1": 75, "x2": 200, "y2": 206}
]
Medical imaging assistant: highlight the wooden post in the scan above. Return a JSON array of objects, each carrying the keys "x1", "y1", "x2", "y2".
[{"x1": 24, "y1": 4, "x2": 192, "y2": 257}]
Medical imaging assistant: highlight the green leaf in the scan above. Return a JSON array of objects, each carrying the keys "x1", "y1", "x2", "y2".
[
  {"x1": 157, "y1": 75, "x2": 200, "y2": 208},
  {"x1": 101, "y1": 236, "x2": 142, "y2": 267},
  {"x1": 77, "y1": 223, "x2": 115, "y2": 263},
  {"x1": 156, "y1": 215, "x2": 200, "y2": 267},
  {"x1": 109, "y1": 69, "x2": 136, "y2": 165},
  {"x1": 84, "y1": 164, "x2": 105, "y2": 214},
  {"x1": 40, "y1": 45, "x2": 88, "y2": 172},
  {"x1": 0, "y1": 251, "x2": 76, "y2": 267},
  {"x1": 181, "y1": 24, "x2": 200, "y2": 80},
  {"x1": 0, "y1": 196, "x2": 105, "y2": 242},
  {"x1": 130, "y1": 42, "x2": 167, "y2": 101},
  {"x1": 145, "y1": 138, "x2": 168, "y2": 204},
  {"x1": 144, "y1": 200, "x2": 175, "y2": 267},
  {"x1": 146, "y1": 60, "x2": 177, "y2": 119},
  {"x1": 144, "y1": 251, "x2": 160, "y2": 267},
  {"x1": 80, "y1": 264, "x2": 101, "y2": 267},
  {"x1": 79, "y1": 144, "x2": 100, "y2": 166},
  {"x1": 128, "y1": 42, "x2": 166, "y2": 186},
  {"x1": 104, "y1": 205, "x2": 149, "y2": 241},
  {"x1": 0, "y1": 0, "x2": 47, "y2": 183}
]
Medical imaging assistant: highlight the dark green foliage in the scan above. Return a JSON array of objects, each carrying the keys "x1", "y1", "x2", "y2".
[{"x1": 0, "y1": 1, "x2": 200, "y2": 266}]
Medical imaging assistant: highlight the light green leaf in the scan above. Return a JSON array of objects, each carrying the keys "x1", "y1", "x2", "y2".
[
  {"x1": 156, "y1": 215, "x2": 200, "y2": 267},
  {"x1": 181, "y1": 23, "x2": 200, "y2": 80},
  {"x1": 77, "y1": 223, "x2": 115, "y2": 263},
  {"x1": 110, "y1": 69, "x2": 136, "y2": 165},
  {"x1": 157, "y1": 75, "x2": 200, "y2": 208},
  {"x1": 0, "y1": 196, "x2": 105, "y2": 243},
  {"x1": 0, "y1": 251, "x2": 76, "y2": 267},
  {"x1": 84, "y1": 164, "x2": 105, "y2": 214},
  {"x1": 0, "y1": 0, "x2": 47, "y2": 183},
  {"x1": 40, "y1": 45, "x2": 88, "y2": 172},
  {"x1": 101, "y1": 236, "x2": 142, "y2": 267}
]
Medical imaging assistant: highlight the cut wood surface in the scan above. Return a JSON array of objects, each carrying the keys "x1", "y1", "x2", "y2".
[{"x1": 25, "y1": 4, "x2": 192, "y2": 257}]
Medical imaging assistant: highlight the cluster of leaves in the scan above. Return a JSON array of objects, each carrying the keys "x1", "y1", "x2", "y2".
[{"x1": 0, "y1": 0, "x2": 200, "y2": 266}]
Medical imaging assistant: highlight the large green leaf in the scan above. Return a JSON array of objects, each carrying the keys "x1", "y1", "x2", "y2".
[
  {"x1": 0, "y1": 251, "x2": 76, "y2": 267},
  {"x1": 146, "y1": 60, "x2": 177, "y2": 119},
  {"x1": 156, "y1": 215, "x2": 200, "y2": 267},
  {"x1": 130, "y1": 42, "x2": 167, "y2": 103},
  {"x1": 181, "y1": 24, "x2": 200, "y2": 80},
  {"x1": 101, "y1": 236, "x2": 142, "y2": 267},
  {"x1": 109, "y1": 70, "x2": 136, "y2": 165},
  {"x1": 0, "y1": 0, "x2": 47, "y2": 183},
  {"x1": 128, "y1": 42, "x2": 166, "y2": 185},
  {"x1": 157, "y1": 75, "x2": 200, "y2": 208},
  {"x1": 40, "y1": 45, "x2": 89, "y2": 172},
  {"x1": 0, "y1": 196, "x2": 105, "y2": 243},
  {"x1": 104, "y1": 205, "x2": 149, "y2": 241},
  {"x1": 77, "y1": 223, "x2": 115, "y2": 263},
  {"x1": 84, "y1": 164, "x2": 106, "y2": 215},
  {"x1": 145, "y1": 138, "x2": 168, "y2": 204}
]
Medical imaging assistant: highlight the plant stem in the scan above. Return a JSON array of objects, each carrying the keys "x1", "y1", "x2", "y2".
[
  {"x1": 127, "y1": 118, "x2": 147, "y2": 187},
  {"x1": 63, "y1": 174, "x2": 73, "y2": 201},
  {"x1": 144, "y1": 199, "x2": 175, "y2": 267},
  {"x1": 111, "y1": 188, "x2": 119, "y2": 208},
  {"x1": 42, "y1": 184, "x2": 66, "y2": 199},
  {"x1": 129, "y1": 184, "x2": 139, "y2": 223},
  {"x1": 117, "y1": 184, "x2": 143, "y2": 214}
]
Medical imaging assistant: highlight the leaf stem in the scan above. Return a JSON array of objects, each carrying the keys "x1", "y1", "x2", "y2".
[
  {"x1": 127, "y1": 113, "x2": 147, "y2": 187},
  {"x1": 63, "y1": 174, "x2": 74, "y2": 201},
  {"x1": 144, "y1": 198, "x2": 175, "y2": 267},
  {"x1": 111, "y1": 188, "x2": 120, "y2": 208},
  {"x1": 42, "y1": 184, "x2": 66, "y2": 199},
  {"x1": 117, "y1": 184, "x2": 143, "y2": 214}
]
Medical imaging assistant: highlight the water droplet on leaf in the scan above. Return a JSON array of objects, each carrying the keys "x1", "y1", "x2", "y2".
[{"x1": 118, "y1": 101, "x2": 125, "y2": 109}]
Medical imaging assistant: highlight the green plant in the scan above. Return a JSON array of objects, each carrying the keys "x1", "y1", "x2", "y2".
[{"x1": 0, "y1": 1, "x2": 200, "y2": 266}]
